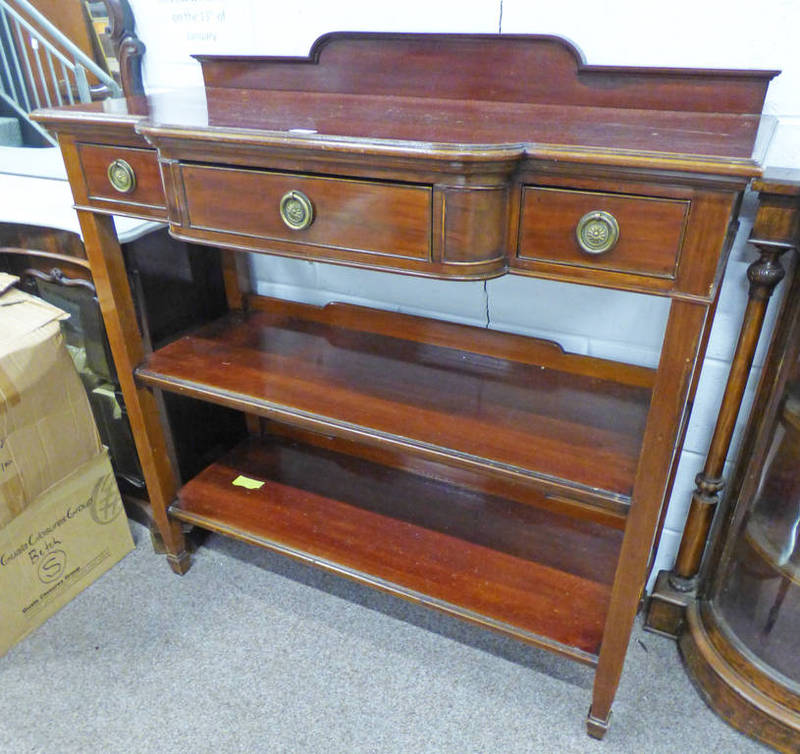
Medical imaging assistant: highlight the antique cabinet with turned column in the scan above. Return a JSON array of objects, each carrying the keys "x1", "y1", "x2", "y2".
[
  {"x1": 31, "y1": 33, "x2": 780, "y2": 737},
  {"x1": 648, "y1": 172, "x2": 800, "y2": 750}
]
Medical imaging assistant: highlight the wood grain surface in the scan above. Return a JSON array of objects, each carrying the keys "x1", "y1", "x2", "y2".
[
  {"x1": 76, "y1": 142, "x2": 167, "y2": 218},
  {"x1": 180, "y1": 163, "x2": 432, "y2": 260},
  {"x1": 173, "y1": 436, "x2": 623, "y2": 658},
  {"x1": 517, "y1": 187, "x2": 689, "y2": 278},
  {"x1": 138, "y1": 298, "x2": 653, "y2": 500}
]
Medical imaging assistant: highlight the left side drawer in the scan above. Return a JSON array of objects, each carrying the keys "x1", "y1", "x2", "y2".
[{"x1": 76, "y1": 143, "x2": 167, "y2": 219}]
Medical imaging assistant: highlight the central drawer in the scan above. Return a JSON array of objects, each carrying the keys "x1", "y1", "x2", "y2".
[{"x1": 177, "y1": 164, "x2": 432, "y2": 262}]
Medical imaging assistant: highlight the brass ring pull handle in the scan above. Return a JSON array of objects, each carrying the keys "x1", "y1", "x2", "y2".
[
  {"x1": 279, "y1": 190, "x2": 314, "y2": 230},
  {"x1": 107, "y1": 159, "x2": 136, "y2": 194},
  {"x1": 576, "y1": 210, "x2": 620, "y2": 255}
]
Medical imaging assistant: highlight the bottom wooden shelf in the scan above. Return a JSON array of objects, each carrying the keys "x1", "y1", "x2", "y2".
[{"x1": 172, "y1": 436, "x2": 623, "y2": 661}]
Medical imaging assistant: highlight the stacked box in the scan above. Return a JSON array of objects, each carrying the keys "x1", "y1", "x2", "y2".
[{"x1": 0, "y1": 274, "x2": 134, "y2": 655}]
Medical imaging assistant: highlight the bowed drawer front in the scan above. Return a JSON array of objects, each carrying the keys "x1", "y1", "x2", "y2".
[
  {"x1": 516, "y1": 187, "x2": 690, "y2": 279},
  {"x1": 171, "y1": 163, "x2": 433, "y2": 264}
]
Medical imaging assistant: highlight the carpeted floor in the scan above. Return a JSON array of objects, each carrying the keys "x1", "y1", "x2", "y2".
[{"x1": 0, "y1": 521, "x2": 770, "y2": 753}]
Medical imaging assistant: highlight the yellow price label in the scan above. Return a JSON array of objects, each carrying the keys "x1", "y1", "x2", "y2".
[{"x1": 232, "y1": 475, "x2": 265, "y2": 490}]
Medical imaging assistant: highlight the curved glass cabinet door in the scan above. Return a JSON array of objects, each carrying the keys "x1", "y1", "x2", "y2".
[{"x1": 714, "y1": 380, "x2": 800, "y2": 688}]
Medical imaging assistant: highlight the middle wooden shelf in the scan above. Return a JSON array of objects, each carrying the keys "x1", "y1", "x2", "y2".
[{"x1": 136, "y1": 296, "x2": 655, "y2": 511}]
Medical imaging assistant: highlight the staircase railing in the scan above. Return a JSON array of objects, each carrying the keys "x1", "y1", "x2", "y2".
[{"x1": 0, "y1": 0, "x2": 122, "y2": 146}]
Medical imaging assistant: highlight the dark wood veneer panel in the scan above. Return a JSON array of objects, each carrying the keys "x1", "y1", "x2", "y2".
[
  {"x1": 442, "y1": 186, "x2": 508, "y2": 264},
  {"x1": 180, "y1": 164, "x2": 431, "y2": 261},
  {"x1": 138, "y1": 299, "x2": 652, "y2": 498},
  {"x1": 174, "y1": 437, "x2": 623, "y2": 657},
  {"x1": 194, "y1": 89, "x2": 764, "y2": 164},
  {"x1": 266, "y1": 421, "x2": 629, "y2": 526},
  {"x1": 197, "y1": 33, "x2": 774, "y2": 116}
]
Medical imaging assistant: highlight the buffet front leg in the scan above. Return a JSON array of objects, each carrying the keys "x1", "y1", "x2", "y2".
[
  {"x1": 76, "y1": 208, "x2": 190, "y2": 574},
  {"x1": 589, "y1": 299, "x2": 710, "y2": 737}
]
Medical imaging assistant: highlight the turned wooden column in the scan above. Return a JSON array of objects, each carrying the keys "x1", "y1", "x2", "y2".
[
  {"x1": 646, "y1": 171, "x2": 800, "y2": 635},
  {"x1": 671, "y1": 241, "x2": 788, "y2": 584}
]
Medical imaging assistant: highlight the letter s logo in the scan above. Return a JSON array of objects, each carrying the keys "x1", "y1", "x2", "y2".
[{"x1": 38, "y1": 550, "x2": 66, "y2": 584}]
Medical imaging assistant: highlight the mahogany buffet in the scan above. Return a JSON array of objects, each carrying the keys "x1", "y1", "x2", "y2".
[{"x1": 33, "y1": 34, "x2": 778, "y2": 737}]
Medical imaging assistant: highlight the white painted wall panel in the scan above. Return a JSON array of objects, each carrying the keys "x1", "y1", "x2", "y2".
[
  {"x1": 501, "y1": 0, "x2": 800, "y2": 116},
  {"x1": 129, "y1": 0, "x2": 501, "y2": 90}
]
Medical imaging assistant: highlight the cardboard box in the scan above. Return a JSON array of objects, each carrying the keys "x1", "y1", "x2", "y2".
[
  {"x1": 0, "y1": 449, "x2": 134, "y2": 655},
  {"x1": 0, "y1": 273, "x2": 101, "y2": 526},
  {"x1": 0, "y1": 274, "x2": 134, "y2": 655}
]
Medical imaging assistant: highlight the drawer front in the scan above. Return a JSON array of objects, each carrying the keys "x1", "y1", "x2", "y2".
[
  {"x1": 517, "y1": 187, "x2": 689, "y2": 279},
  {"x1": 77, "y1": 143, "x2": 166, "y2": 218},
  {"x1": 180, "y1": 164, "x2": 432, "y2": 261}
]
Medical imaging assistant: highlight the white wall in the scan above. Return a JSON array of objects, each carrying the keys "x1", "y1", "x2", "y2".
[{"x1": 128, "y1": 0, "x2": 800, "y2": 589}]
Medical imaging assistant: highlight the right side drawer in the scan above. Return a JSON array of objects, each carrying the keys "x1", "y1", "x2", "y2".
[{"x1": 516, "y1": 187, "x2": 690, "y2": 280}]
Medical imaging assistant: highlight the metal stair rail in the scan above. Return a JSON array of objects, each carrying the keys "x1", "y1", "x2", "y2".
[{"x1": 0, "y1": 0, "x2": 122, "y2": 146}]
